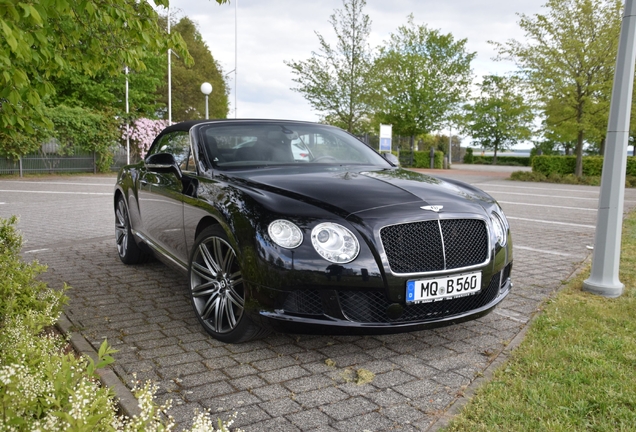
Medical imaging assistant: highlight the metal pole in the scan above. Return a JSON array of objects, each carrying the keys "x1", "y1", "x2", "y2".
[
  {"x1": 582, "y1": 0, "x2": 636, "y2": 297},
  {"x1": 205, "y1": 95, "x2": 209, "y2": 119},
  {"x1": 19, "y1": 156, "x2": 23, "y2": 178},
  {"x1": 448, "y1": 126, "x2": 452, "y2": 167},
  {"x1": 125, "y1": 66, "x2": 130, "y2": 165},
  {"x1": 168, "y1": 5, "x2": 172, "y2": 125}
]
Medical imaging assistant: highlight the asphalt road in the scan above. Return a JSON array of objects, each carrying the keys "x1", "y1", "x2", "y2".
[{"x1": 2, "y1": 166, "x2": 634, "y2": 431}]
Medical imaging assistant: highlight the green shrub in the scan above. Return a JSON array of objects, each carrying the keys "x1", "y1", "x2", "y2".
[
  {"x1": 0, "y1": 216, "x2": 67, "y2": 330},
  {"x1": 400, "y1": 150, "x2": 443, "y2": 168},
  {"x1": 463, "y1": 147, "x2": 474, "y2": 164},
  {"x1": 434, "y1": 150, "x2": 444, "y2": 169},
  {"x1": 473, "y1": 156, "x2": 531, "y2": 166},
  {"x1": 510, "y1": 171, "x2": 613, "y2": 186},
  {"x1": 533, "y1": 155, "x2": 636, "y2": 177},
  {"x1": 510, "y1": 171, "x2": 547, "y2": 182},
  {"x1": 0, "y1": 217, "x2": 240, "y2": 431}
]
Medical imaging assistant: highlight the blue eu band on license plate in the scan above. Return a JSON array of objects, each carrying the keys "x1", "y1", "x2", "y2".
[{"x1": 406, "y1": 271, "x2": 482, "y2": 304}]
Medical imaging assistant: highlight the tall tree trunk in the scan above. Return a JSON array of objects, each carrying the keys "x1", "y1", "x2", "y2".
[
  {"x1": 575, "y1": 130, "x2": 584, "y2": 177},
  {"x1": 493, "y1": 140, "x2": 499, "y2": 165}
]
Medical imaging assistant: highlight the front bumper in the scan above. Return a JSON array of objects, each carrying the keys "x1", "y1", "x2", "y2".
[{"x1": 259, "y1": 262, "x2": 512, "y2": 335}]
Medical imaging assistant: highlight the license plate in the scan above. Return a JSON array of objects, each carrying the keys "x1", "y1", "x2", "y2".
[{"x1": 406, "y1": 271, "x2": 482, "y2": 304}]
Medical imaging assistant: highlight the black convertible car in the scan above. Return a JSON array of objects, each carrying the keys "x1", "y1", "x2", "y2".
[{"x1": 115, "y1": 120, "x2": 512, "y2": 343}]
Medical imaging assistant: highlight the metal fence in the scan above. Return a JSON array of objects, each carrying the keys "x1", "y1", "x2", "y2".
[{"x1": 0, "y1": 147, "x2": 135, "y2": 176}]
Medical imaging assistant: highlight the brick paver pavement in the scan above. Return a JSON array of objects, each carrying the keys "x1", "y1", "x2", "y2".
[{"x1": 2, "y1": 169, "x2": 635, "y2": 431}]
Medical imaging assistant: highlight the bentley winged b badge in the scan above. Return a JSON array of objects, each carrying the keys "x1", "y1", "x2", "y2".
[{"x1": 421, "y1": 205, "x2": 444, "y2": 213}]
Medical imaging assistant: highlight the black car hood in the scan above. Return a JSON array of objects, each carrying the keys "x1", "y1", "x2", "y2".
[{"x1": 228, "y1": 166, "x2": 493, "y2": 217}]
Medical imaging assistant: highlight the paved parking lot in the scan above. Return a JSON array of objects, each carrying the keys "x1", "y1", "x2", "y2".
[{"x1": 2, "y1": 167, "x2": 636, "y2": 431}]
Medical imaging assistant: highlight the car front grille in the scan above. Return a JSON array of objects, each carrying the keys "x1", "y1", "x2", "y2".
[
  {"x1": 339, "y1": 270, "x2": 502, "y2": 324},
  {"x1": 380, "y1": 219, "x2": 489, "y2": 274},
  {"x1": 281, "y1": 290, "x2": 323, "y2": 315}
]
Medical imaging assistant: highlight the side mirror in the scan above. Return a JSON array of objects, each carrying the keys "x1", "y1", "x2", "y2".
[
  {"x1": 382, "y1": 152, "x2": 399, "y2": 166},
  {"x1": 145, "y1": 153, "x2": 182, "y2": 179}
]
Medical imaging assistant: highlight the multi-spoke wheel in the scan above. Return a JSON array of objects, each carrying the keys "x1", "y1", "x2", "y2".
[
  {"x1": 115, "y1": 195, "x2": 147, "y2": 264},
  {"x1": 188, "y1": 226, "x2": 268, "y2": 343}
]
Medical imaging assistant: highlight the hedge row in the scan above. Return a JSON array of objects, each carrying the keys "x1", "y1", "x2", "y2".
[
  {"x1": 532, "y1": 155, "x2": 636, "y2": 176},
  {"x1": 472, "y1": 156, "x2": 531, "y2": 167},
  {"x1": 398, "y1": 150, "x2": 444, "y2": 169}
]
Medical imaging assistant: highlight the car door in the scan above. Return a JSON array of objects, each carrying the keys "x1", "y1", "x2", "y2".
[{"x1": 138, "y1": 131, "x2": 192, "y2": 265}]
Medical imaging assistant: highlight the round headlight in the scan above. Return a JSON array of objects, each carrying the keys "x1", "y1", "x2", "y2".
[
  {"x1": 311, "y1": 222, "x2": 360, "y2": 264},
  {"x1": 491, "y1": 212, "x2": 507, "y2": 246},
  {"x1": 268, "y1": 220, "x2": 303, "y2": 249}
]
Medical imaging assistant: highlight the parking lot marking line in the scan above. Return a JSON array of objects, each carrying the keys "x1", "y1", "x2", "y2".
[
  {"x1": 482, "y1": 184, "x2": 600, "y2": 194},
  {"x1": 0, "y1": 181, "x2": 113, "y2": 187},
  {"x1": 488, "y1": 191, "x2": 600, "y2": 201},
  {"x1": 507, "y1": 216, "x2": 596, "y2": 229},
  {"x1": 480, "y1": 183, "x2": 636, "y2": 203},
  {"x1": 0, "y1": 190, "x2": 111, "y2": 196},
  {"x1": 23, "y1": 248, "x2": 49, "y2": 254},
  {"x1": 514, "y1": 245, "x2": 576, "y2": 257},
  {"x1": 498, "y1": 201, "x2": 596, "y2": 211}
]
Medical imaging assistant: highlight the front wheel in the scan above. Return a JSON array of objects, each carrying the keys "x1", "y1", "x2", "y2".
[
  {"x1": 188, "y1": 226, "x2": 269, "y2": 343},
  {"x1": 115, "y1": 195, "x2": 148, "y2": 264}
]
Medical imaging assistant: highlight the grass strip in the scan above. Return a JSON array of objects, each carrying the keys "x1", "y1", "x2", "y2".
[{"x1": 444, "y1": 211, "x2": 636, "y2": 432}]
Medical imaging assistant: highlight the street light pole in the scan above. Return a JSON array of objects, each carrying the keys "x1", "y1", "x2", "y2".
[
  {"x1": 201, "y1": 82, "x2": 213, "y2": 119},
  {"x1": 168, "y1": 4, "x2": 172, "y2": 125},
  {"x1": 582, "y1": 0, "x2": 636, "y2": 297},
  {"x1": 125, "y1": 66, "x2": 130, "y2": 165}
]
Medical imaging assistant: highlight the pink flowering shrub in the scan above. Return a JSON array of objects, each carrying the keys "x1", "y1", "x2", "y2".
[{"x1": 122, "y1": 118, "x2": 169, "y2": 158}]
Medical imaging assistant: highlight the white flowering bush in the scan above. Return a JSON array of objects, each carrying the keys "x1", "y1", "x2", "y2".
[
  {"x1": 121, "y1": 118, "x2": 169, "y2": 159},
  {"x1": 0, "y1": 217, "x2": 242, "y2": 431}
]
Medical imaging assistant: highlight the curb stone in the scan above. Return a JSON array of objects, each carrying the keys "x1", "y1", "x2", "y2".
[{"x1": 56, "y1": 313, "x2": 142, "y2": 419}]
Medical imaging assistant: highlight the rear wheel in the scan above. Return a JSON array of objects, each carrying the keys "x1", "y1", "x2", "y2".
[
  {"x1": 115, "y1": 195, "x2": 148, "y2": 264},
  {"x1": 188, "y1": 226, "x2": 269, "y2": 343}
]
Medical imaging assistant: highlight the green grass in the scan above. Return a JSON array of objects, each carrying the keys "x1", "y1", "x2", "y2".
[{"x1": 444, "y1": 213, "x2": 636, "y2": 432}]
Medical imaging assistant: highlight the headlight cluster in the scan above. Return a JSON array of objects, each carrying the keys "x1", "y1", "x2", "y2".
[
  {"x1": 268, "y1": 220, "x2": 303, "y2": 249},
  {"x1": 490, "y1": 210, "x2": 508, "y2": 246},
  {"x1": 311, "y1": 222, "x2": 360, "y2": 263},
  {"x1": 267, "y1": 220, "x2": 360, "y2": 264}
]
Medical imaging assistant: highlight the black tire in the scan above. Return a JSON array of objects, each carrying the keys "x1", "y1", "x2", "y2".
[
  {"x1": 188, "y1": 226, "x2": 270, "y2": 343},
  {"x1": 115, "y1": 195, "x2": 148, "y2": 264}
]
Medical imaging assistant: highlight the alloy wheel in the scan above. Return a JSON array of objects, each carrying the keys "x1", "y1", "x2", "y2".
[{"x1": 190, "y1": 236, "x2": 245, "y2": 333}]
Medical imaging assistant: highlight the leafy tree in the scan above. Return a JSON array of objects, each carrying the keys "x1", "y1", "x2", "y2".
[
  {"x1": 286, "y1": 0, "x2": 374, "y2": 134},
  {"x1": 493, "y1": 0, "x2": 622, "y2": 176},
  {"x1": 157, "y1": 16, "x2": 229, "y2": 121},
  {"x1": 48, "y1": 52, "x2": 167, "y2": 120},
  {"x1": 0, "y1": 0, "x2": 228, "y2": 156},
  {"x1": 463, "y1": 75, "x2": 534, "y2": 164},
  {"x1": 372, "y1": 15, "x2": 475, "y2": 145}
]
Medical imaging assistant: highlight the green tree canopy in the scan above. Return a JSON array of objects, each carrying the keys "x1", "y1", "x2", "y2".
[
  {"x1": 463, "y1": 75, "x2": 535, "y2": 164},
  {"x1": 286, "y1": 0, "x2": 374, "y2": 134},
  {"x1": 0, "y1": 0, "x2": 229, "y2": 157},
  {"x1": 371, "y1": 15, "x2": 475, "y2": 141},
  {"x1": 493, "y1": 0, "x2": 622, "y2": 176},
  {"x1": 158, "y1": 16, "x2": 229, "y2": 121},
  {"x1": 48, "y1": 52, "x2": 167, "y2": 120}
]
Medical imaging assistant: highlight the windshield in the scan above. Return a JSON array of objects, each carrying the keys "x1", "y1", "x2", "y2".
[{"x1": 198, "y1": 123, "x2": 390, "y2": 169}]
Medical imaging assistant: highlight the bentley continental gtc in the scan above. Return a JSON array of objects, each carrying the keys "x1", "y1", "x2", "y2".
[{"x1": 114, "y1": 120, "x2": 513, "y2": 343}]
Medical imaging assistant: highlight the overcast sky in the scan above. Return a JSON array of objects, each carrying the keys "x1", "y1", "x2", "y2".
[{"x1": 165, "y1": 0, "x2": 546, "y2": 127}]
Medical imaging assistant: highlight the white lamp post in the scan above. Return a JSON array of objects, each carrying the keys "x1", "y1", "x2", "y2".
[
  {"x1": 125, "y1": 66, "x2": 130, "y2": 165},
  {"x1": 200, "y1": 82, "x2": 213, "y2": 119}
]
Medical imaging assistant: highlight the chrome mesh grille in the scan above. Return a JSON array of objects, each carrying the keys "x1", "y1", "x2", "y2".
[
  {"x1": 380, "y1": 219, "x2": 489, "y2": 274},
  {"x1": 339, "y1": 270, "x2": 502, "y2": 323}
]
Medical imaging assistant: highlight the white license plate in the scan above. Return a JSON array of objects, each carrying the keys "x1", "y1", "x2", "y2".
[{"x1": 406, "y1": 271, "x2": 482, "y2": 304}]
